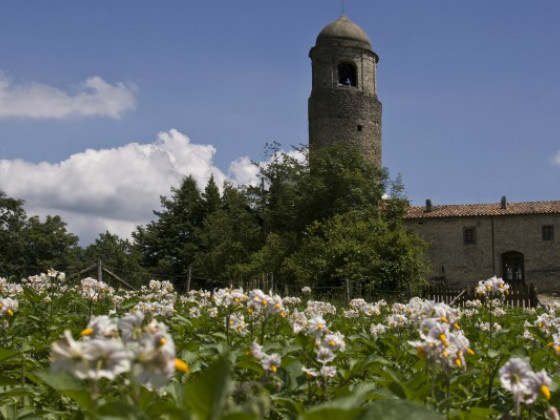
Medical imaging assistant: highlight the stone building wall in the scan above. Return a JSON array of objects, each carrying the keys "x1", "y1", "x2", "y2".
[{"x1": 405, "y1": 213, "x2": 560, "y2": 292}]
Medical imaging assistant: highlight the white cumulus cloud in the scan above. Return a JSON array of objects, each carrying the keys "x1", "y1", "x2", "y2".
[
  {"x1": 0, "y1": 73, "x2": 136, "y2": 119},
  {"x1": 554, "y1": 150, "x2": 560, "y2": 165},
  {"x1": 0, "y1": 129, "x2": 259, "y2": 244}
]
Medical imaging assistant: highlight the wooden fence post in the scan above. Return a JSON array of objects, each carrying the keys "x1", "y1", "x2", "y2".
[
  {"x1": 97, "y1": 259, "x2": 103, "y2": 282},
  {"x1": 186, "y1": 266, "x2": 192, "y2": 293}
]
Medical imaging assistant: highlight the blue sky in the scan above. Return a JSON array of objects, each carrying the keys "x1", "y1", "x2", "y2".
[{"x1": 1, "y1": 0, "x2": 559, "y2": 244}]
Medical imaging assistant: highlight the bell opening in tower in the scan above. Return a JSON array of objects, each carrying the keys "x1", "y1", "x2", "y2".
[{"x1": 337, "y1": 63, "x2": 356, "y2": 86}]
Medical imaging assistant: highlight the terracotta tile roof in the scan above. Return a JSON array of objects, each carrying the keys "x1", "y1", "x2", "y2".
[{"x1": 405, "y1": 200, "x2": 560, "y2": 219}]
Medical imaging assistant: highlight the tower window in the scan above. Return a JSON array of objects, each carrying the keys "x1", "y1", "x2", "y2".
[
  {"x1": 357, "y1": 125, "x2": 363, "y2": 131},
  {"x1": 338, "y1": 63, "x2": 356, "y2": 86}
]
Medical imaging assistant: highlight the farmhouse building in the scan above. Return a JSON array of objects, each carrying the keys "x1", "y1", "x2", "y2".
[{"x1": 404, "y1": 198, "x2": 560, "y2": 291}]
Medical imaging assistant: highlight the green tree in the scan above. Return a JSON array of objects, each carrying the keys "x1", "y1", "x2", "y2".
[
  {"x1": 0, "y1": 190, "x2": 81, "y2": 278},
  {"x1": 202, "y1": 175, "x2": 221, "y2": 215},
  {"x1": 194, "y1": 183, "x2": 262, "y2": 287},
  {"x1": 23, "y1": 215, "x2": 80, "y2": 274},
  {"x1": 282, "y1": 210, "x2": 428, "y2": 297},
  {"x1": 83, "y1": 231, "x2": 147, "y2": 288},
  {"x1": 253, "y1": 143, "x2": 387, "y2": 237},
  {"x1": 133, "y1": 143, "x2": 428, "y2": 297},
  {"x1": 244, "y1": 143, "x2": 427, "y2": 294},
  {"x1": 0, "y1": 191, "x2": 28, "y2": 276},
  {"x1": 133, "y1": 175, "x2": 205, "y2": 285}
]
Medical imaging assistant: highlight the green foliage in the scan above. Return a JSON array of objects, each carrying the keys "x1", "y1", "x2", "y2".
[
  {"x1": 239, "y1": 143, "x2": 428, "y2": 293},
  {"x1": 131, "y1": 143, "x2": 428, "y2": 294},
  {"x1": 133, "y1": 175, "x2": 206, "y2": 284},
  {"x1": 283, "y1": 210, "x2": 428, "y2": 294},
  {"x1": 194, "y1": 184, "x2": 262, "y2": 286},
  {"x1": 0, "y1": 276, "x2": 557, "y2": 419},
  {"x1": 133, "y1": 177, "x2": 263, "y2": 289},
  {"x1": 0, "y1": 191, "x2": 80, "y2": 278},
  {"x1": 82, "y1": 231, "x2": 148, "y2": 288}
]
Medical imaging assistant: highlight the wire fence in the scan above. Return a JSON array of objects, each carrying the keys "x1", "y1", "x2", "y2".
[
  {"x1": 8, "y1": 262, "x2": 540, "y2": 307},
  {"x1": 1, "y1": 261, "x2": 413, "y2": 303}
]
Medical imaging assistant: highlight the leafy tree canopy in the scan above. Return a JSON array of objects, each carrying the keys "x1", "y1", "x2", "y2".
[
  {"x1": 133, "y1": 143, "x2": 428, "y2": 295},
  {"x1": 0, "y1": 190, "x2": 81, "y2": 279}
]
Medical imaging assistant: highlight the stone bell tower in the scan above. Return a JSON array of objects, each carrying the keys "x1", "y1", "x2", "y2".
[{"x1": 308, "y1": 15, "x2": 382, "y2": 168}]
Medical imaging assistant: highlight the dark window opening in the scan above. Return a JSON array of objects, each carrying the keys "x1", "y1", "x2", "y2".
[
  {"x1": 542, "y1": 225, "x2": 554, "y2": 241},
  {"x1": 463, "y1": 227, "x2": 476, "y2": 245},
  {"x1": 357, "y1": 125, "x2": 363, "y2": 131},
  {"x1": 502, "y1": 251, "x2": 525, "y2": 283},
  {"x1": 338, "y1": 63, "x2": 356, "y2": 86}
]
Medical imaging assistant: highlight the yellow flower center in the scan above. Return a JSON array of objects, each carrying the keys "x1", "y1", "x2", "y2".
[
  {"x1": 174, "y1": 358, "x2": 190, "y2": 374},
  {"x1": 541, "y1": 384, "x2": 551, "y2": 400},
  {"x1": 80, "y1": 328, "x2": 94, "y2": 337}
]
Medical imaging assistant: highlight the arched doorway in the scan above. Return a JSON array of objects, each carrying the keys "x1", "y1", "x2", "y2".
[{"x1": 502, "y1": 251, "x2": 524, "y2": 283}]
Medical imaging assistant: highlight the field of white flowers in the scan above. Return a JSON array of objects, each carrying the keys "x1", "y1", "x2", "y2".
[{"x1": 0, "y1": 271, "x2": 559, "y2": 419}]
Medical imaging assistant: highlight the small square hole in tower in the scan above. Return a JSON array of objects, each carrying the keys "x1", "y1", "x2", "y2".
[{"x1": 357, "y1": 125, "x2": 363, "y2": 131}]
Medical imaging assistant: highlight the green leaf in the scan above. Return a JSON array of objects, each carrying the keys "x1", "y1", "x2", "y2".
[
  {"x1": 486, "y1": 348, "x2": 500, "y2": 358},
  {"x1": 184, "y1": 358, "x2": 231, "y2": 420},
  {"x1": 300, "y1": 394, "x2": 369, "y2": 420},
  {"x1": 301, "y1": 407, "x2": 363, "y2": 420},
  {"x1": 0, "y1": 347, "x2": 19, "y2": 363},
  {"x1": 219, "y1": 413, "x2": 259, "y2": 420},
  {"x1": 0, "y1": 375, "x2": 20, "y2": 386},
  {"x1": 461, "y1": 406, "x2": 501, "y2": 419},
  {"x1": 98, "y1": 401, "x2": 153, "y2": 419},
  {"x1": 144, "y1": 401, "x2": 188, "y2": 420},
  {"x1": 362, "y1": 399, "x2": 445, "y2": 420},
  {"x1": 35, "y1": 370, "x2": 93, "y2": 411}
]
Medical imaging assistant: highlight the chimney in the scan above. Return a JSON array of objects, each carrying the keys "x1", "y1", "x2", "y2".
[
  {"x1": 500, "y1": 196, "x2": 507, "y2": 209},
  {"x1": 425, "y1": 199, "x2": 433, "y2": 213}
]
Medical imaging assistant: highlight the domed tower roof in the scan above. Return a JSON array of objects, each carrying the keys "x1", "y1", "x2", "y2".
[{"x1": 315, "y1": 15, "x2": 372, "y2": 50}]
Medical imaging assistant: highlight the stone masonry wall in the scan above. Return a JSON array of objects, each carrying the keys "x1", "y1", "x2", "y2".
[
  {"x1": 405, "y1": 214, "x2": 560, "y2": 292},
  {"x1": 308, "y1": 44, "x2": 382, "y2": 168}
]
